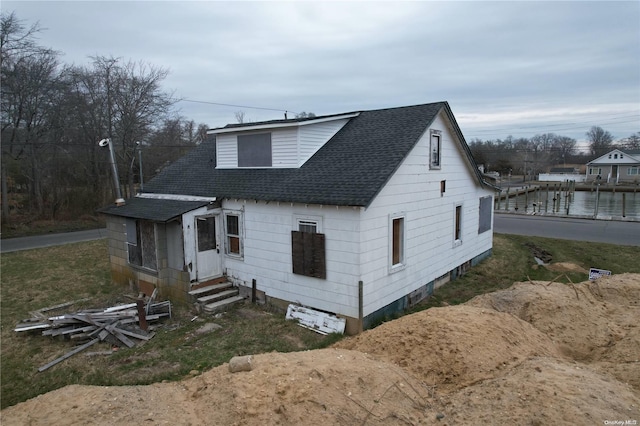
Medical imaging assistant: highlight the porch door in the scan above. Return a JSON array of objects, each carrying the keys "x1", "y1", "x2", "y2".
[
  {"x1": 612, "y1": 165, "x2": 619, "y2": 183},
  {"x1": 195, "y1": 215, "x2": 222, "y2": 280}
]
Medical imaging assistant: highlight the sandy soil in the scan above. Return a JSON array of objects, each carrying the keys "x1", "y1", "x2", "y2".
[{"x1": 3, "y1": 273, "x2": 639, "y2": 425}]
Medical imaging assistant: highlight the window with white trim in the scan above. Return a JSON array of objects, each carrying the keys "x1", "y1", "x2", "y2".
[
  {"x1": 429, "y1": 130, "x2": 442, "y2": 169},
  {"x1": 389, "y1": 214, "x2": 405, "y2": 270},
  {"x1": 454, "y1": 204, "x2": 463, "y2": 246},
  {"x1": 628, "y1": 166, "x2": 639, "y2": 175},
  {"x1": 589, "y1": 167, "x2": 602, "y2": 175},
  {"x1": 237, "y1": 133, "x2": 272, "y2": 167},
  {"x1": 225, "y1": 213, "x2": 243, "y2": 257}
]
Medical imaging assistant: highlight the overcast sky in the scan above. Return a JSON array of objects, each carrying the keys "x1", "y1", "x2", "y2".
[{"x1": 5, "y1": 1, "x2": 640, "y2": 144}]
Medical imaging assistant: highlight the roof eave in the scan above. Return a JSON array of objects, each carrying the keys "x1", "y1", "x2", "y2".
[{"x1": 207, "y1": 112, "x2": 360, "y2": 135}]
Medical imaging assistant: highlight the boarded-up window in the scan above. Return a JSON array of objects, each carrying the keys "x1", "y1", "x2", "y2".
[
  {"x1": 237, "y1": 133, "x2": 272, "y2": 167},
  {"x1": 478, "y1": 196, "x2": 492, "y2": 234},
  {"x1": 127, "y1": 219, "x2": 157, "y2": 271},
  {"x1": 392, "y1": 217, "x2": 404, "y2": 266},
  {"x1": 455, "y1": 205, "x2": 462, "y2": 241},
  {"x1": 291, "y1": 231, "x2": 326, "y2": 279},
  {"x1": 226, "y1": 214, "x2": 241, "y2": 255}
]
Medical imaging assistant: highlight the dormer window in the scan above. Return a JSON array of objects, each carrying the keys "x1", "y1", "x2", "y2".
[{"x1": 238, "y1": 133, "x2": 272, "y2": 167}]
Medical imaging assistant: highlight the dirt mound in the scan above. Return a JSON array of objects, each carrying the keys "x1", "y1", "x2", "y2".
[
  {"x1": 3, "y1": 274, "x2": 640, "y2": 425},
  {"x1": 1, "y1": 349, "x2": 443, "y2": 426},
  {"x1": 468, "y1": 273, "x2": 640, "y2": 390},
  {"x1": 334, "y1": 305, "x2": 562, "y2": 393},
  {"x1": 445, "y1": 357, "x2": 640, "y2": 425}
]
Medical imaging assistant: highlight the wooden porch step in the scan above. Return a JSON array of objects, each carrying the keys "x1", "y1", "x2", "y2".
[
  {"x1": 197, "y1": 289, "x2": 239, "y2": 304},
  {"x1": 203, "y1": 296, "x2": 245, "y2": 313},
  {"x1": 188, "y1": 282, "x2": 232, "y2": 298}
]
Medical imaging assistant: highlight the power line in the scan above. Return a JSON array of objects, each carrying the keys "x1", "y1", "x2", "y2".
[{"x1": 179, "y1": 98, "x2": 298, "y2": 115}]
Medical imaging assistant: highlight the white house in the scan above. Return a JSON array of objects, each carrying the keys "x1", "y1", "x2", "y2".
[
  {"x1": 100, "y1": 102, "x2": 497, "y2": 334},
  {"x1": 585, "y1": 149, "x2": 640, "y2": 184}
]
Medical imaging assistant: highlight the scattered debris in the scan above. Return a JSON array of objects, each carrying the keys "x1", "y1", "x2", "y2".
[
  {"x1": 286, "y1": 304, "x2": 345, "y2": 335},
  {"x1": 14, "y1": 300, "x2": 172, "y2": 372},
  {"x1": 524, "y1": 242, "x2": 553, "y2": 264},
  {"x1": 589, "y1": 267, "x2": 612, "y2": 280}
]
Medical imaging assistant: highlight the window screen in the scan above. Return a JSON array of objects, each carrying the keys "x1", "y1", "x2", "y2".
[
  {"x1": 237, "y1": 133, "x2": 272, "y2": 167},
  {"x1": 478, "y1": 196, "x2": 492, "y2": 234}
]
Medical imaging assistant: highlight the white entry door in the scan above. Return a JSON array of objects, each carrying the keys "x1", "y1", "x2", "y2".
[{"x1": 195, "y1": 215, "x2": 222, "y2": 280}]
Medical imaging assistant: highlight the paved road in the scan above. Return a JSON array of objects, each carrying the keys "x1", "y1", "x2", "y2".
[
  {"x1": 1, "y1": 214, "x2": 638, "y2": 253},
  {"x1": 494, "y1": 213, "x2": 640, "y2": 246},
  {"x1": 1, "y1": 228, "x2": 109, "y2": 253}
]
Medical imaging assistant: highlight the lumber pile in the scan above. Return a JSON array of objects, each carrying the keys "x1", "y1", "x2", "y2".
[{"x1": 14, "y1": 299, "x2": 171, "y2": 372}]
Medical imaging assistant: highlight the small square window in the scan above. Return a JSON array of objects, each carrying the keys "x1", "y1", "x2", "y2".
[{"x1": 298, "y1": 220, "x2": 317, "y2": 234}]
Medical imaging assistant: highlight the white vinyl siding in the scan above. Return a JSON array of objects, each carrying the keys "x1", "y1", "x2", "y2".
[
  {"x1": 359, "y1": 111, "x2": 493, "y2": 317},
  {"x1": 271, "y1": 129, "x2": 298, "y2": 167},
  {"x1": 222, "y1": 201, "x2": 362, "y2": 318},
  {"x1": 298, "y1": 119, "x2": 349, "y2": 166},
  {"x1": 216, "y1": 119, "x2": 349, "y2": 169},
  {"x1": 216, "y1": 134, "x2": 237, "y2": 168}
]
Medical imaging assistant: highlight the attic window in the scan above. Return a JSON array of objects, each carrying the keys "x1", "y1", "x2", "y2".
[
  {"x1": 237, "y1": 133, "x2": 272, "y2": 167},
  {"x1": 430, "y1": 130, "x2": 441, "y2": 169},
  {"x1": 614, "y1": 153, "x2": 618, "y2": 159}
]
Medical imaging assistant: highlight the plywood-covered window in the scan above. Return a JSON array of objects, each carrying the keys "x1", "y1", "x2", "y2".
[
  {"x1": 291, "y1": 225, "x2": 326, "y2": 279},
  {"x1": 478, "y1": 196, "x2": 492, "y2": 234},
  {"x1": 237, "y1": 133, "x2": 272, "y2": 167},
  {"x1": 225, "y1": 213, "x2": 242, "y2": 256},
  {"x1": 126, "y1": 219, "x2": 157, "y2": 271}
]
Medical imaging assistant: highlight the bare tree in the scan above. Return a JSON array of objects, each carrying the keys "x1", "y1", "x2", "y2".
[
  {"x1": 234, "y1": 111, "x2": 246, "y2": 124},
  {"x1": 586, "y1": 126, "x2": 614, "y2": 157},
  {"x1": 616, "y1": 132, "x2": 640, "y2": 150},
  {"x1": 1, "y1": 12, "x2": 61, "y2": 221}
]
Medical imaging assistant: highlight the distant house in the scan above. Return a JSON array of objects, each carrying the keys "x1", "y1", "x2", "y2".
[
  {"x1": 585, "y1": 149, "x2": 640, "y2": 184},
  {"x1": 99, "y1": 102, "x2": 497, "y2": 334}
]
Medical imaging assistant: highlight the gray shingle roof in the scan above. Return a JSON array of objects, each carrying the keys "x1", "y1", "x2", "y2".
[
  {"x1": 137, "y1": 102, "x2": 487, "y2": 207},
  {"x1": 99, "y1": 198, "x2": 209, "y2": 221}
]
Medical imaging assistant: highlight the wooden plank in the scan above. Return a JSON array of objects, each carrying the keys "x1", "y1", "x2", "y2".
[
  {"x1": 103, "y1": 303, "x2": 137, "y2": 312},
  {"x1": 115, "y1": 328, "x2": 155, "y2": 341},
  {"x1": 14, "y1": 323, "x2": 50, "y2": 332},
  {"x1": 105, "y1": 324, "x2": 136, "y2": 348},
  {"x1": 38, "y1": 338, "x2": 100, "y2": 372}
]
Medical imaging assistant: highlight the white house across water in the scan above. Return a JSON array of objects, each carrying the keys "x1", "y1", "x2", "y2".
[{"x1": 100, "y1": 101, "x2": 497, "y2": 334}]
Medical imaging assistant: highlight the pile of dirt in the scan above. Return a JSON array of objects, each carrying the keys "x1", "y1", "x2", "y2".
[{"x1": 3, "y1": 274, "x2": 639, "y2": 425}]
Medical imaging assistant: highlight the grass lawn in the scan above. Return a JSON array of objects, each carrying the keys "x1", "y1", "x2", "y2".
[{"x1": 2, "y1": 234, "x2": 639, "y2": 409}]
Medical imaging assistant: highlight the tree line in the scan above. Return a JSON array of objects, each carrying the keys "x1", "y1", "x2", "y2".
[
  {"x1": 1, "y1": 12, "x2": 209, "y2": 225},
  {"x1": 469, "y1": 127, "x2": 639, "y2": 180}
]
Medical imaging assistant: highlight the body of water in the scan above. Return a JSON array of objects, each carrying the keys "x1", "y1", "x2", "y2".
[{"x1": 496, "y1": 189, "x2": 640, "y2": 219}]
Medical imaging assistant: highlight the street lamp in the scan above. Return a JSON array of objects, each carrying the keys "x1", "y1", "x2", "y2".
[{"x1": 98, "y1": 138, "x2": 125, "y2": 206}]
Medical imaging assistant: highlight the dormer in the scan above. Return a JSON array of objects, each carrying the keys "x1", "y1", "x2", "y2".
[{"x1": 209, "y1": 113, "x2": 359, "y2": 169}]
